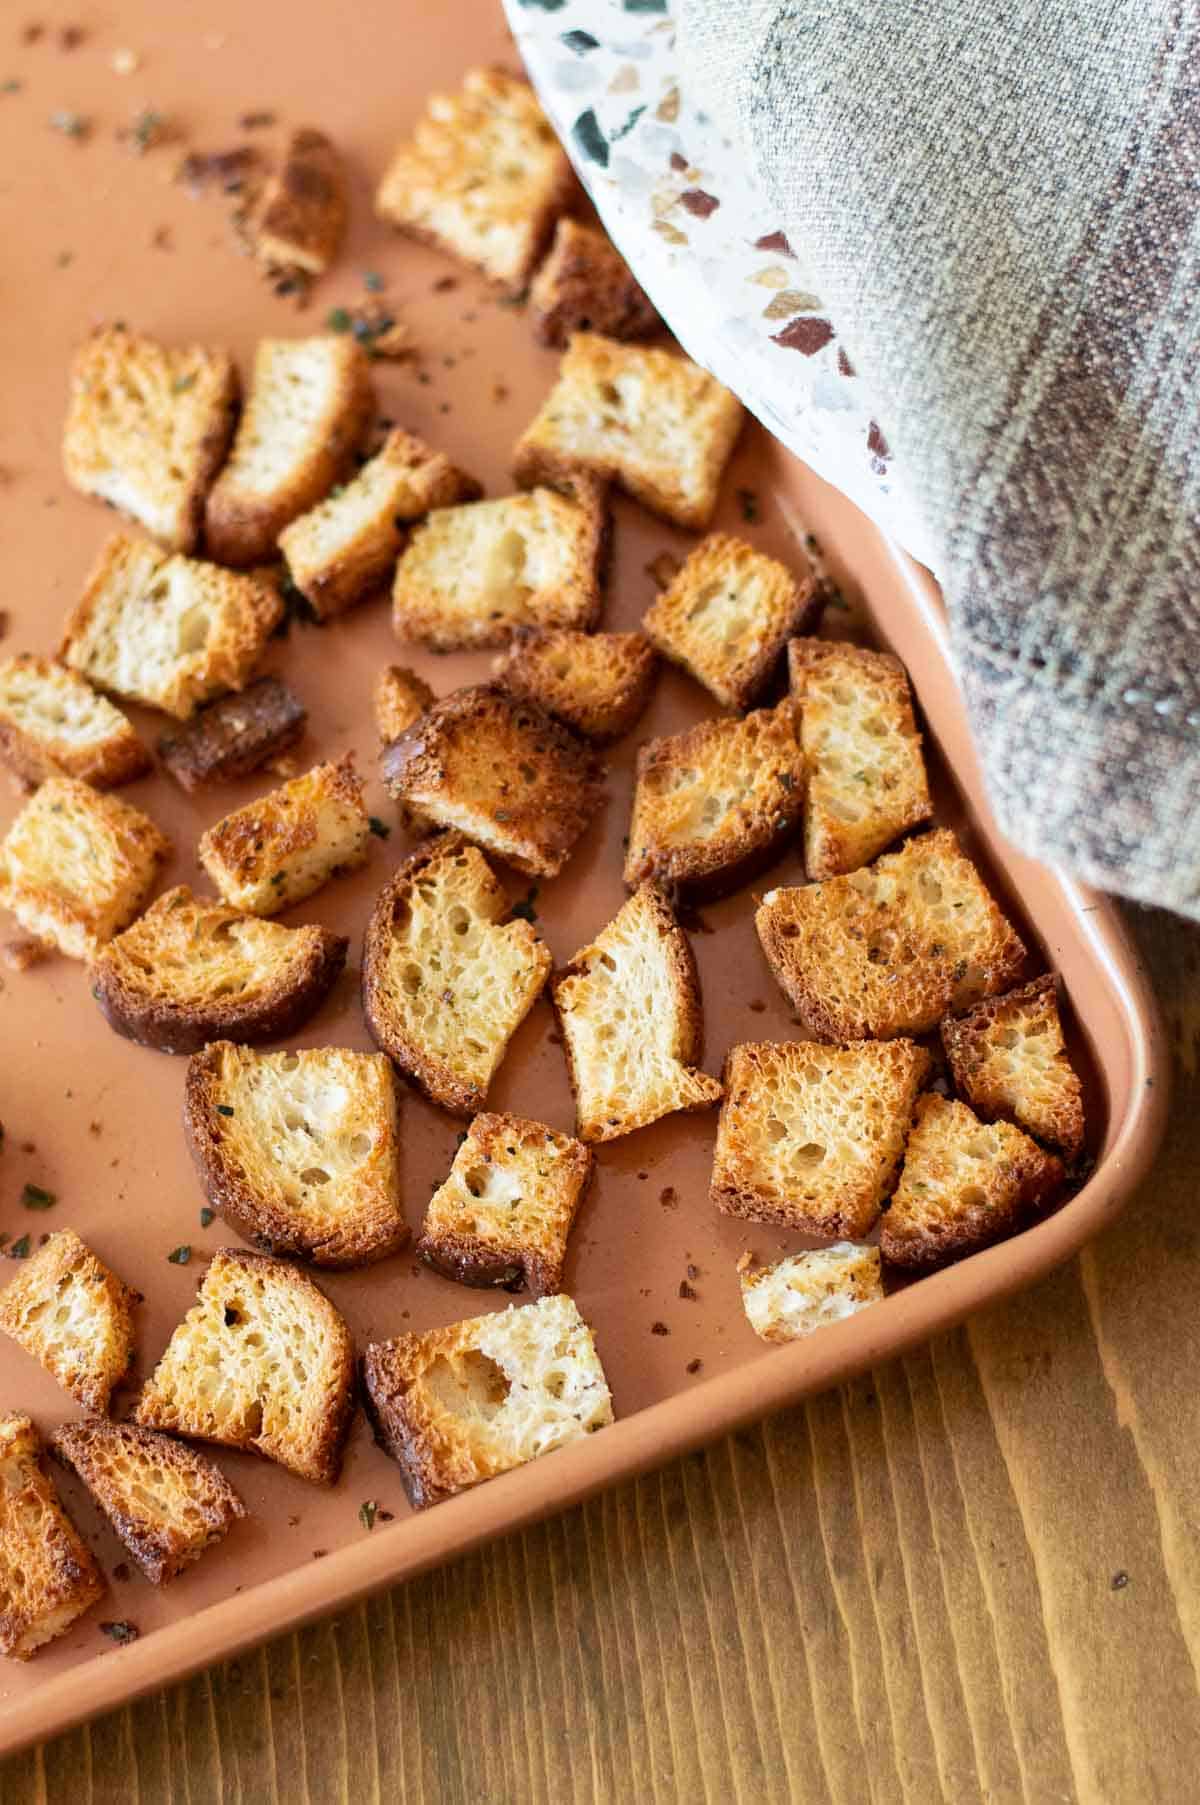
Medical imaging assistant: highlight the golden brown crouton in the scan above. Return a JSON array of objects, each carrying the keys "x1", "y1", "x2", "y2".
[
  {"x1": 492, "y1": 628, "x2": 657, "y2": 743},
  {"x1": 756, "y1": 828, "x2": 1028, "y2": 1040},
  {"x1": 157, "y1": 677, "x2": 307, "y2": 793},
  {"x1": 198, "y1": 754, "x2": 370, "y2": 916},
  {"x1": 941, "y1": 975, "x2": 1085, "y2": 1157},
  {"x1": 0, "y1": 1415, "x2": 104, "y2": 1659},
  {"x1": 375, "y1": 66, "x2": 575, "y2": 292},
  {"x1": 0, "y1": 1230, "x2": 137, "y2": 1412},
  {"x1": 513, "y1": 333, "x2": 745, "y2": 530},
  {"x1": 740, "y1": 1245, "x2": 884, "y2": 1343},
  {"x1": 374, "y1": 664, "x2": 436, "y2": 742},
  {"x1": 0, "y1": 654, "x2": 148, "y2": 788},
  {"x1": 247, "y1": 127, "x2": 348, "y2": 276},
  {"x1": 529, "y1": 217, "x2": 660, "y2": 348},
  {"x1": 134, "y1": 1248, "x2": 355, "y2": 1484},
  {"x1": 362, "y1": 1293, "x2": 613, "y2": 1509}
]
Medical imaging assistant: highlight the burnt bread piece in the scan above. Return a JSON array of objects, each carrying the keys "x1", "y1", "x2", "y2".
[
  {"x1": 529, "y1": 217, "x2": 660, "y2": 348},
  {"x1": 0, "y1": 1415, "x2": 104, "y2": 1659},
  {"x1": 0, "y1": 1229, "x2": 137, "y2": 1414},
  {"x1": 157, "y1": 678, "x2": 307, "y2": 793}
]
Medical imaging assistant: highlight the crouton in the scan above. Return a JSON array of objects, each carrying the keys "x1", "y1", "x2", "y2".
[
  {"x1": 513, "y1": 333, "x2": 745, "y2": 531},
  {"x1": 247, "y1": 127, "x2": 348, "y2": 277},
  {"x1": 62, "y1": 324, "x2": 238, "y2": 553},
  {"x1": 529, "y1": 217, "x2": 660, "y2": 348},
  {"x1": 51, "y1": 1420, "x2": 245, "y2": 1586},
  {"x1": 880, "y1": 1092, "x2": 1064, "y2": 1269},
  {"x1": 134, "y1": 1248, "x2": 355, "y2": 1484},
  {"x1": 0, "y1": 776, "x2": 170, "y2": 960},
  {"x1": 624, "y1": 700, "x2": 803, "y2": 900},
  {"x1": 185, "y1": 1042, "x2": 406, "y2": 1267},
  {"x1": 711, "y1": 1038, "x2": 930, "y2": 1234},
  {"x1": 392, "y1": 478, "x2": 608, "y2": 651},
  {"x1": 644, "y1": 533, "x2": 821, "y2": 710},
  {"x1": 0, "y1": 654, "x2": 148, "y2": 788},
  {"x1": 157, "y1": 677, "x2": 307, "y2": 793},
  {"x1": 492, "y1": 628, "x2": 656, "y2": 743},
  {"x1": 280, "y1": 428, "x2": 482, "y2": 619},
  {"x1": 0, "y1": 1415, "x2": 104, "y2": 1659},
  {"x1": 198, "y1": 754, "x2": 370, "y2": 917},
  {"x1": 362, "y1": 1293, "x2": 613, "y2": 1509},
  {"x1": 375, "y1": 66, "x2": 574, "y2": 292},
  {"x1": 741, "y1": 1245, "x2": 884, "y2": 1343},
  {"x1": 60, "y1": 530, "x2": 283, "y2": 721},
  {"x1": 0, "y1": 1229, "x2": 137, "y2": 1412},
  {"x1": 204, "y1": 336, "x2": 374, "y2": 567},
  {"x1": 551, "y1": 882, "x2": 722, "y2": 1142},
  {"x1": 941, "y1": 975, "x2": 1085, "y2": 1157},
  {"x1": 363, "y1": 835, "x2": 551, "y2": 1114},
  {"x1": 789, "y1": 638, "x2": 933, "y2": 877},
  {"x1": 380, "y1": 684, "x2": 603, "y2": 880},
  {"x1": 374, "y1": 664, "x2": 435, "y2": 742},
  {"x1": 417, "y1": 1113, "x2": 592, "y2": 1295},
  {"x1": 90, "y1": 885, "x2": 347, "y2": 1055},
  {"x1": 756, "y1": 828, "x2": 1028, "y2": 1040}
]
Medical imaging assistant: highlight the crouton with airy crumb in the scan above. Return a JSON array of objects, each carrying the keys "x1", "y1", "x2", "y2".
[
  {"x1": 789, "y1": 638, "x2": 932, "y2": 877},
  {"x1": 247, "y1": 127, "x2": 347, "y2": 276},
  {"x1": 205, "y1": 336, "x2": 374, "y2": 567},
  {"x1": 375, "y1": 66, "x2": 574, "y2": 291},
  {"x1": 60, "y1": 530, "x2": 283, "y2": 721},
  {"x1": 0, "y1": 654, "x2": 148, "y2": 788},
  {"x1": 362, "y1": 1293, "x2": 613, "y2": 1508},
  {"x1": 381, "y1": 684, "x2": 603, "y2": 880},
  {"x1": 530, "y1": 217, "x2": 660, "y2": 348},
  {"x1": 134, "y1": 1248, "x2": 355, "y2": 1484},
  {"x1": 157, "y1": 677, "x2": 307, "y2": 793},
  {"x1": 711, "y1": 1038, "x2": 930, "y2": 1234},
  {"x1": 941, "y1": 975, "x2": 1085, "y2": 1157},
  {"x1": 363, "y1": 835, "x2": 551, "y2": 1114},
  {"x1": 62, "y1": 324, "x2": 238, "y2": 553},
  {"x1": 644, "y1": 534, "x2": 821, "y2": 711},
  {"x1": 90, "y1": 885, "x2": 347, "y2": 1054},
  {"x1": 198, "y1": 754, "x2": 370, "y2": 916},
  {"x1": 51, "y1": 1420, "x2": 245, "y2": 1586},
  {"x1": 513, "y1": 333, "x2": 745, "y2": 530},
  {"x1": 552, "y1": 882, "x2": 722, "y2": 1142},
  {"x1": 0, "y1": 1415, "x2": 104, "y2": 1659},
  {"x1": 492, "y1": 628, "x2": 656, "y2": 743},
  {"x1": 880, "y1": 1092, "x2": 1064, "y2": 1268},
  {"x1": 741, "y1": 1245, "x2": 884, "y2": 1343},
  {"x1": 280, "y1": 428, "x2": 482, "y2": 619},
  {"x1": 624, "y1": 700, "x2": 804, "y2": 900},
  {"x1": 756, "y1": 828, "x2": 1027, "y2": 1040},
  {"x1": 374, "y1": 664, "x2": 435, "y2": 742},
  {"x1": 0, "y1": 777, "x2": 170, "y2": 960},
  {"x1": 0, "y1": 1229, "x2": 137, "y2": 1412}
]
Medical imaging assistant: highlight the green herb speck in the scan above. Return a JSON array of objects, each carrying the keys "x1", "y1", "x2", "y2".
[
  {"x1": 167, "y1": 1245, "x2": 191, "y2": 1265},
  {"x1": 100, "y1": 1621, "x2": 139, "y2": 1644},
  {"x1": 216, "y1": 1105, "x2": 235, "y2": 1117},
  {"x1": 200, "y1": 1207, "x2": 215, "y2": 1227},
  {"x1": 510, "y1": 887, "x2": 539, "y2": 922},
  {"x1": 363, "y1": 270, "x2": 384, "y2": 292},
  {"x1": 326, "y1": 306, "x2": 352, "y2": 333},
  {"x1": 20, "y1": 1183, "x2": 56, "y2": 1210},
  {"x1": 8, "y1": 1236, "x2": 31, "y2": 1259},
  {"x1": 172, "y1": 372, "x2": 196, "y2": 394},
  {"x1": 359, "y1": 1499, "x2": 378, "y2": 1531},
  {"x1": 368, "y1": 816, "x2": 391, "y2": 840}
]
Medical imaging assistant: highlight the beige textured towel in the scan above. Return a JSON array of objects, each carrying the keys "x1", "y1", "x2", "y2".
[{"x1": 680, "y1": 0, "x2": 1200, "y2": 919}]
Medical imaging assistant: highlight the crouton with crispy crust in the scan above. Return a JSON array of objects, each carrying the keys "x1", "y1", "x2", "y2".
[
  {"x1": 0, "y1": 1230, "x2": 137, "y2": 1413},
  {"x1": 492, "y1": 628, "x2": 657, "y2": 743},
  {"x1": 198, "y1": 754, "x2": 370, "y2": 917},
  {"x1": 0, "y1": 655, "x2": 148, "y2": 788},
  {"x1": 0, "y1": 1415, "x2": 104, "y2": 1659},
  {"x1": 941, "y1": 975, "x2": 1085, "y2": 1157}
]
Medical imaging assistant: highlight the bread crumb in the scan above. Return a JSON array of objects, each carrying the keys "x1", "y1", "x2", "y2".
[
  {"x1": 111, "y1": 48, "x2": 139, "y2": 74},
  {"x1": 735, "y1": 1249, "x2": 753, "y2": 1273},
  {"x1": 651, "y1": 1321, "x2": 669, "y2": 1336},
  {"x1": 1, "y1": 937, "x2": 49, "y2": 972}
]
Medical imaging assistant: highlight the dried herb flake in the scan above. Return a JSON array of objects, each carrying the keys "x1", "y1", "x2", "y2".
[
  {"x1": 200, "y1": 1207, "x2": 215, "y2": 1227},
  {"x1": 359, "y1": 1499, "x2": 378, "y2": 1531},
  {"x1": 368, "y1": 816, "x2": 391, "y2": 840},
  {"x1": 8, "y1": 1235, "x2": 30, "y2": 1259},
  {"x1": 20, "y1": 1183, "x2": 56, "y2": 1210},
  {"x1": 167, "y1": 1244, "x2": 192, "y2": 1265},
  {"x1": 100, "y1": 1620, "x2": 139, "y2": 1644}
]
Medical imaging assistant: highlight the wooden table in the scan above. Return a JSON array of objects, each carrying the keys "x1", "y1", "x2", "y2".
[{"x1": 0, "y1": 904, "x2": 1191, "y2": 1802}]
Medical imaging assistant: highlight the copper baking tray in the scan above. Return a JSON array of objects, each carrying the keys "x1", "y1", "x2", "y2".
[{"x1": 0, "y1": 0, "x2": 1166, "y2": 1754}]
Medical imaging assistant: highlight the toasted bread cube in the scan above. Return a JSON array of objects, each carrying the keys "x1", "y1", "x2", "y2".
[
  {"x1": 90, "y1": 885, "x2": 347, "y2": 1055},
  {"x1": 280, "y1": 429, "x2": 482, "y2": 619},
  {"x1": 644, "y1": 534, "x2": 820, "y2": 710},
  {"x1": 880, "y1": 1093, "x2": 1064, "y2": 1269},
  {"x1": 375, "y1": 66, "x2": 573, "y2": 291},
  {"x1": 0, "y1": 777, "x2": 170, "y2": 960},
  {"x1": 198, "y1": 754, "x2": 370, "y2": 917},
  {"x1": 529, "y1": 217, "x2": 660, "y2": 349},
  {"x1": 247, "y1": 127, "x2": 347, "y2": 276},
  {"x1": 381, "y1": 684, "x2": 603, "y2": 880},
  {"x1": 0, "y1": 654, "x2": 148, "y2": 788},
  {"x1": 0, "y1": 1416, "x2": 104, "y2": 1659},
  {"x1": 712, "y1": 1039, "x2": 929, "y2": 1234},
  {"x1": 418, "y1": 1113, "x2": 592, "y2": 1295},
  {"x1": 941, "y1": 975, "x2": 1085, "y2": 1157},
  {"x1": 756, "y1": 828, "x2": 1028, "y2": 1040},
  {"x1": 363, "y1": 835, "x2": 551, "y2": 1114},
  {"x1": 157, "y1": 677, "x2": 307, "y2": 793},
  {"x1": 392, "y1": 479, "x2": 607, "y2": 651},
  {"x1": 492, "y1": 628, "x2": 656, "y2": 743},
  {"x1": 741, "y1": 1245, "x2": 884, "y2": 1343},
  {"x1": 51, "y1": 1420, "x2": 245, "y2": 1586},
  {"x1": 362, "y1": 1293, "x2": 612, "y2": 1509},
  {"x1": 60, "y1": 530, "x2": 284, "y2": 721},
  {"x1": 134, "y1": 1248, "x2": 355, "y2": 1483},
  {"x1": 513, "y1": 334, "x2": 744, "y2": 530},
  {"x1": 205, "y1": 336, "x2": 374, "y2": 567},
  {"x1": 374, "y1": 664, "x2": 435, "y2": 742},
  {"x1": 0, "y1": 1230, "x2": 137, "y2": 1412},
  {"x1": 624, "y1": 700, "x2": 803, "y2": 900},
  {"x1": 552, "y1": 882, "x2": 722, "y2": 1142},
  {"x1": 62, "y1": 324, "x2": 238, "y2": 552},
  {"x1": 789, "y1": 639, "x2": 932, "y2": 877}
]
